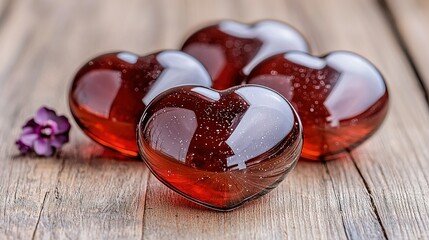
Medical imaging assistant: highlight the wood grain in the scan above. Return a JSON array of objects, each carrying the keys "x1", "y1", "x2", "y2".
[
  {"x1": 0, "y1": 0, "x2": 428, "y2": 239},
  {"x1": 0, "y1": 0, "x2": 154, "y2": 239},
  {"x1": 295, "y1": 0, "x2": 429, "y2": 238}
]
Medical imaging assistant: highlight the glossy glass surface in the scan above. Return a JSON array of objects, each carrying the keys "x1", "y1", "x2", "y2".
[
  {"x1": 247, "y1": 51, "x2": 389, "y2": 160},
  {"x1": 138, "y1": 85, "x2": 303, "y2": 211},
  {"x1": 69, "y1": 51, "x2": 211, "y2": 156},
  {"x1": 182, "y1": 20, "x2": 309, "y2": 90}
]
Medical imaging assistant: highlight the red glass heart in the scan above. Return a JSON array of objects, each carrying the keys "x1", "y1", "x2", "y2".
[
  {"x1": 246, "y1": 51, "x2": 389, "y2": 160},
  {"x1": 69, "y1": 51, "x2": 211, "y2": 156},
  {"x1": 182, "y1": 20, "x2": 309, "y2": 90},
  {"x1": 137, "y1": 85, "x2": 303, "y2": 210}
]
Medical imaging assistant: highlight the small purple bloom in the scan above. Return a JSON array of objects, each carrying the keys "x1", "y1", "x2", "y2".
[{"x1": 16, "y1": 107, "x2": 71, "y2": 156}]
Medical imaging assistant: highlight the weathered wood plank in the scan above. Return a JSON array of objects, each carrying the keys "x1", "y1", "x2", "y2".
[
  {"x1": 0, "y1": 157, "x2": 61, "y2": 239},
  {"x1": 31, "y1": 145, "x2": 149, "y2": 239},
  {"x1": 293, "y1": 0, "x2": 429, "y2": 238},
  {"x1": 384, "y1": 0, "x2": 429, "y2": 99},
  {"x1": 143, "y1": 162, "x2": 350, "y2": 240},
  {"x1": 0, "y1": 0, "x2": 154, "y2": 239}
]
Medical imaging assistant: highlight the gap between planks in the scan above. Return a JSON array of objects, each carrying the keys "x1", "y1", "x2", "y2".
[
  {"x1": 377, "y1": 0, "x2": 429, "y2": 106},
  {"x1": 31, "y1": 191, "x2": 49, "y2": 240},
  {"x1": 346, "y1": 154, "x2": 389, "y2": 239}
]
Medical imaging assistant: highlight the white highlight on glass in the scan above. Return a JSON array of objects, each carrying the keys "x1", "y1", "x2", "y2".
[
  {"x1": 225, "y1": 86, "x2": 294, "y2": 170},
  {"x1": 191, "y1": 87, "x2": 221, "y2": 101},
  {"x1": 219, "y1": 20, "x2": 309, "y2": 75},
  {"x1": 285, "y1": 52, "x2": 326, "y2": 69},
  {"x1": 142, "y1": 51, "x2": 212, "y2": 105},
  {"x1": 117, "y1": 52, "x2": 139, "y2": 64},
  {"x1": 323, "y1": 52, "x2": 386, "y2": 127}
]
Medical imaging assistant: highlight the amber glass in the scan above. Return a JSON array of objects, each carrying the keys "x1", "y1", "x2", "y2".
[
  {"x1": 247, "y1": 51, "x2": 389, "y2": 160},
  {"x1": 69, "y1": 51, "x2": 211, "y2": 156},
  {"x1": 182, "y1": 20, "x2": 309, "y2": 90},
  {"x1": 138, "y1": 85, "x2": 303, "y2": 210}
]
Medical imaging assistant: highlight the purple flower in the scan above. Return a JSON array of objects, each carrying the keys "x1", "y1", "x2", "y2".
[{"x1": 16, "y1": 107, "x2": 71, "y2": 156}]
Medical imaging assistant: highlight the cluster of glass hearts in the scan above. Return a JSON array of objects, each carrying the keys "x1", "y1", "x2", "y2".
[{"x1": 69, "y1": 20, "x2": 388, "y2": 210}]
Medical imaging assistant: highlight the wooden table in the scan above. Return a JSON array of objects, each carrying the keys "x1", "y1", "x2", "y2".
[{"x1": 1, "y1": 0, "x2": 428, "y2": 239}]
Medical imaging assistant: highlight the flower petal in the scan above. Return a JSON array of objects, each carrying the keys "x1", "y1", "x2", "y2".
[
  {"x1": 35, "y1": 107, "x2": 57, "y2": 125},
  {"x1": 17, "y1": 106, "x2": 69, "y2": 156},
  {"x1": 23, "y1": 119, "x2": 39, "y2": 128},
  {"x1": 51, "y1": 134, "x2": 69, "y2": 148},
  {"x1": 54, "y1": 116, "x2": 71, "y2": 134},
  {"x1": 46, "y1": 119, "x2": 59, "y2": 133},
  {"x1": 16, "y1": 140, "x2": 32, "y2": 154},
  {"x1": 34, "y1": 139, "x2": 54, "y2": 156},
  {"x1": 21, "y1": 126, "x2": 37, "y2": 135},
  {"x1": 20, "y1": 133, "x2": 39, "y2": 146}
]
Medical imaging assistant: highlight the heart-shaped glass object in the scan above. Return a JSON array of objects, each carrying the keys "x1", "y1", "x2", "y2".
[
  {"x1": 138, "y1": 85, "x2": 303, "y2": 210},
  {"x1": 69, "y1": 50, "x2": 211, "y2": 156},
  {"x1": 246, "y1": 51, "x2": 389, "y2": 160},
  {"x1": 182, "y1": 20, "x2": 309, "y2": 90}
]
